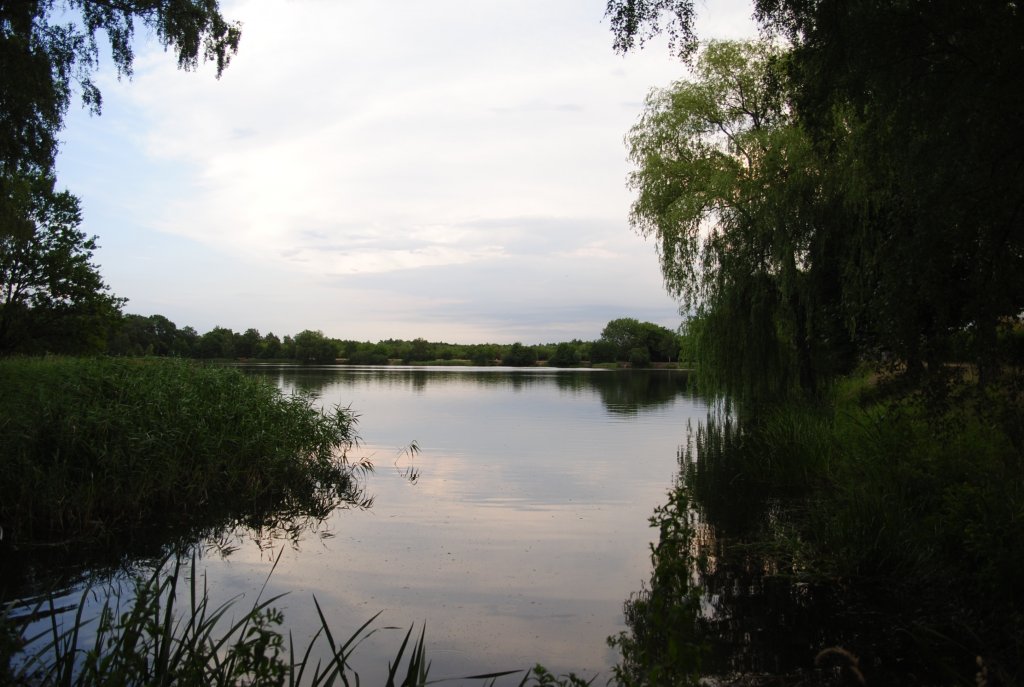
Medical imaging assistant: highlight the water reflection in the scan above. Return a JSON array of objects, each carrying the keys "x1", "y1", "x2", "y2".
[
  {"x1": 243, "y1": 364, "x2": 693, "y2": 417},
  {"x1": 612, "y1": 409, "x2": 954, "y2": 686},
  {"x1": 611, "y1": 411, "x2": 852, "y2": 686},
  {"x1": 6, "y1": 365, "x2": 706, "y2": 684},
  {"x1": 0, "y1": 462, "x2": 373, "y2": 609}
]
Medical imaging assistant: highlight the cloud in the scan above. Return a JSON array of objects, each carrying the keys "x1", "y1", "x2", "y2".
[{"x1": 56, "y1": 0, "x2": 756, "y2": 341}]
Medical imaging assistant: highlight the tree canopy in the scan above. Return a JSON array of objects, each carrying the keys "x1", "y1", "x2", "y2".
[
  {"x1": 627, "y1": 41, "x2": 849, "y2": 399},
  {"x1": 1, "y1": 0, "x2": 241, "y2": 230},
  {"x1": 600, "y1": 317, "x2": 679, "y2": 364},
  {"x1": 616, "y1": 2, "x2": 1024, "y2": 399},
  {"x1": 0, "y1": 184, "x2": 123, "y2": 353}
]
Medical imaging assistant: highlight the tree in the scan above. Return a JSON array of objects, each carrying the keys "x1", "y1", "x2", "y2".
[
  {"x1": 173, "y1": 324, "x2": 198, "y2": 357},
  {"x1": 0, "y1": 183, "x2": 123, "y2": 353},
  {"x1": 600, "y1": 318, "x2": 681, "y2": 364},
  {"x1": 605, "y1": 0, "x2": 697, "y2": 59},
  {"x1": 548, "y1": 342, "x2": 582, "y2": 367},
  {"x1": 600, "y1": 318, "x2": 644, "y2": 359},
  {"x1": 259, "y1": 331, "x2": 282, "y2": 359},
  {"x1": 627, "y1": 41, "x2": 851, "y2": 399},
  {"x1": 628, "y1": 347, "x2": 651, "y2": 368},
  {"x1": 501, "y1": 342, "x2": 536, "y2": 367},
  {"x1": 1, "y1": 1, "x2": 241, "y2": 235},
  {"x1": 468, "y1": 344, "x2": 498, "y2": 366},
  {"x1": 638, "y1": 322, "x2": 679, "y2": 363},
  {"x1": 108, "y1": 312, "x2": 180, "y2": 355},
  {"x1": 293, "y1": 329, "x2": 336, "y2": 363},
  {"x1": 404, "y1": 337, "x2": 434, "y2": 363},
  {"x1": 759, "y1": 0, "x2": 1024, "y2": 383},
  {"x1": 610, "y1": 0, "x2": 1024, "y2": 387},
  {"x1": 589, "y1": 339, "x2": 618, "y2": 364},
  {"x1": 236, "y1": 327, "x2": 261, "y2": 358},
  {"x1": 197, "y1": 326, "x2": 235, "y2": 359}
]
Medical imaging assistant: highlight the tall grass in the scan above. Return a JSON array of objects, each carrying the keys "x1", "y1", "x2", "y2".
[
  {"x1": 0, "y1": 357, "x2": 369, "y2": 550},
  {"x1": 1, "y1": 551, "x2": 593, "y2": 686},
  {"x1": 4, "y1": 552, "x2": 462, "y2": 686}
]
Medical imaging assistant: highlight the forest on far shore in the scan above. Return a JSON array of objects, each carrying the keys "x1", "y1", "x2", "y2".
[{"x1": 103, "y1": 313, "x2": 686, "y2": 368}]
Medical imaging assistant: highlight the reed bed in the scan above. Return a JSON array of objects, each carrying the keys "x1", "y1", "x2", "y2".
[{"x1": 0, "y1": 356, "x2": 367, "y2": 548}]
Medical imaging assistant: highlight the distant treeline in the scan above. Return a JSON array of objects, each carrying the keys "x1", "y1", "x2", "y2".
[{"x1": 105, "y1": 314, "x2": 686, "y2": 368}]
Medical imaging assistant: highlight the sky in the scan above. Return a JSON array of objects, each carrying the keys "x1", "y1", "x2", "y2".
[{"x1": 56, "y1": 0, "x2": 757, "y2": 344}]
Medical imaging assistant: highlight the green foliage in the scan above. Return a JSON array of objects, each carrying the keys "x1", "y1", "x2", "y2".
[
  {"x1": 775, "y1": 0, "x2": 1024, "y2": 383},
  {"x1": 347, "y1": 348, "x2": 389, "y2": 365},
  {"x1": 293, "y1": 329, "x2": 337, "y2": 363},
  {"x1": 468, "y1": 343, "x2": 499, "y2": 366},
  {"x1": 0, "y1": 183, "x2": 123, "y2": 353},
  {"x1": 600, "y1": 318, "x2": 643, "y2": 359},
  {"x1": 195, "y1": 325, "x2": 236, "y2": 359},
  {"x1": 0, "y1": 357, "x2": 365, "y2": 547},
  {"x1": 606, "y1": 27, "x2": 1023, "y2": 678},
  {"x1": 108, "y1": 314, "x2": 196, "y2": 357},
  {"x1": 0, "y1": 1, "x2": 240, "y2": 234},
  {"x1": 606, "y1": 373, "x2": 1023, "y2": 683},
  {"x1": 810, "y1": 391, "x2": 1023, "y2": 623},
  {"x1": 599, "y1": 318, "x2": 679, "y2": 364},
  {"x1": 605, "y1": 0, "x2": 696, "y2": 59},
  {"x1": 627, "y1": 40, "x2": 854, "y2": 401},
  {"x1": 521, "y1": 664, "x2": 596, "y2": 686},
  {"x1": 236, "y1": 327, "x2": 262, "y2": 358},
  {"x1": 627, "y1": 347, "x2": 650, "y2": 368},
  {"x1": 259, "y1": 331, "x2": 282, "y2": 359},
  {"x1": 501, "y1": 342, "x2": 537, "y2": 367},
  {"x1": 403, "y1": 337, "x2": 435, "y2": 363},
  {"x1": 547, "y1": 342, "x2": 582, "y2": 367},
  {"x1": 95, "y1": 316, "x2": 694, "y2": 371},
  {"x1": 587, "y1": 339, "x2": 617, "y2": 365},
  {"x1": 617, "y1": 3, "x2": 1024, "y2": 392}
]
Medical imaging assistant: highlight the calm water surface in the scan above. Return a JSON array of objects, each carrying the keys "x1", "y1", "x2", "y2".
[{"x1": 204, "y1": 365, "x2": 706, "y2": 682}]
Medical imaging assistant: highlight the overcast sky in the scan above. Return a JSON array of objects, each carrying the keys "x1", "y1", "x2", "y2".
[{"x1": 56, "y1": 0, "x2": 756, "y2": 344}]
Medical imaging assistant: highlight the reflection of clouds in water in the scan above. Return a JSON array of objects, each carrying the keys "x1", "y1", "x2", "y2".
[{"x1": 193, "y1": 366, "x2": 706, "y2": 682}]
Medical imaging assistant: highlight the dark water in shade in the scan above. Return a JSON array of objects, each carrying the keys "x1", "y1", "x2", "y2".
[{"x1": 197, "y1": 365, "x2": 707, "y2": 682}]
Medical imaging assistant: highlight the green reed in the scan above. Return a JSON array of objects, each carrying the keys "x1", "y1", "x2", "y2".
[
  {"x1": 0, "y1": 356, "x2": 368, "y2": 548},
  {"x1": 0, "y1": 551, "x2": 591, "y2": 687}
]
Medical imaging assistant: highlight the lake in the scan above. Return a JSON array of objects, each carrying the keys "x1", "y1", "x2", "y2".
[{"x1": 193, "y1": 364, "x2": 706, "y2": 682}]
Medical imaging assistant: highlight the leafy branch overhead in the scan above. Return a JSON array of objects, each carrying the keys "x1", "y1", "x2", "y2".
[
  {"x1": 605, "y1": 0, "x2": 697, "y2": 59},
  {"x1": 0, "y1": 1, "x2": 241, "y2": 233}
]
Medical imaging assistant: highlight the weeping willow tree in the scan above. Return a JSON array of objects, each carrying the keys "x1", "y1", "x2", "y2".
[{"x1": 627, "y1": 41, "x2": 852, "y2": 402}]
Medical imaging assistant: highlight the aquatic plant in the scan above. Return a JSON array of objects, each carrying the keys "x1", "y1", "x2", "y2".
[
  {"x1": 0, "y1": 357, "x2": 368, "y2": 550},
  {"x1": 0, "y1": 551, "x2": 591, "y2": 686}
]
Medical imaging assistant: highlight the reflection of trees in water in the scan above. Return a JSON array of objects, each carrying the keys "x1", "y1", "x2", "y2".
[
  {"x1": 1, "y1": 466, "x2": 373, "y2": 607},
  {"x1": 612, "y1": 410, "x2": 907, "y2": 686},
  {"x1": 588, "y1": 370, "x2": 693, "y2": 415},
  {"x1": 245, "y1": 365, "x2": 693, "y2": 416}
]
